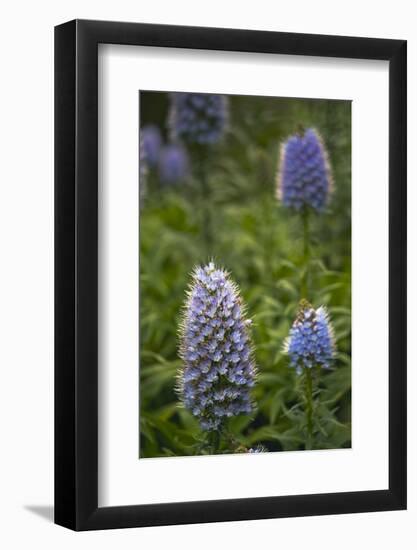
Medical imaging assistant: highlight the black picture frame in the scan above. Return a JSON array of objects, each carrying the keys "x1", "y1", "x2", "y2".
[{"x1": 55, "y1": 19, "x2": 407, "y2": 531}]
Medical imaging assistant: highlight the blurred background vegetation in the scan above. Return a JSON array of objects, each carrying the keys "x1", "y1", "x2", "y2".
[{"x1": 139, "y1": 92, "x2": 351, "y2": 458}]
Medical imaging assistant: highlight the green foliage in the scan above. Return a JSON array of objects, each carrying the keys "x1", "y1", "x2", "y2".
[{"x1": 140, "y1": 94, "x2": 351, "y2": 457}]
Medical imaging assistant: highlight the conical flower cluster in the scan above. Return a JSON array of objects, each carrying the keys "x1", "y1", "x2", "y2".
[
  {"x1": 277, "y1": 128, "x2": 333, "y2": 212},
  {"x1": 284, "y1": 300, "x2": 335, "y2": 374},
  {"x1": 169, "y1": 93, "x2": 228, "y2": 145},
  {"x1": 178, "y1": 262, "x2": 256, "y2": 431}
]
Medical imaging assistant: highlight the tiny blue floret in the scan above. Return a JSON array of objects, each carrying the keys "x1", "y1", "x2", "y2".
[{"x1": 248, "y1": 445, "x2": 268, "y2": 453}]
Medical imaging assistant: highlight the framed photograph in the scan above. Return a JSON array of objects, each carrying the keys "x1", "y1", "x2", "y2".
[{"x1": 55, "y1": 19, "x2": 406, "y2": 530}]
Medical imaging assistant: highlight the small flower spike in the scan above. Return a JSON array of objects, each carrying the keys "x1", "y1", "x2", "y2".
[{"x1": 284, "y1": 299, "x2": 336, "y2": 374}]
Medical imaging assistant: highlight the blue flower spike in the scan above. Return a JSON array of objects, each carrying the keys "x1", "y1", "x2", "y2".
[
  {"x1": 169, "y1": 93, "x2": 229, "y2": 145},
  {"x1": 178, "y1": 262, "x2": 256, "y2": 431},
  {"x1": 284, "y1": 299, "x2": 336, "y2": 375},
  {"x1": 277, "y1": 128, "x2": 333, "y2": 212}
]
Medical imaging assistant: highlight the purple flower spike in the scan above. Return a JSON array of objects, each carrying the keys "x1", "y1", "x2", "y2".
[
  {"x1": 277, "y1": 128, "x2": 333, "y2": 212},
  {"x1": 169, "y1": 93, "x2": 228, "y2": 145},
  {"x1": 139, "y1": 133, "x2": 148, "y2": 205},
  {"x1": 158, "y1": 144, "x2": 190, "y2": 185},
  {"x1": 178, "y1": 262, "x2": 256, "y2": 431},
  {"x1": 284, "y1": 299, "x2": 336, "y2": 374},
  {"x1": 141, "y1": 125, "x2": 162, "y2": 168}
]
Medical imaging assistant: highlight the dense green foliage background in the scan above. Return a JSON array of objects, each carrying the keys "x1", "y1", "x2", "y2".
[{"x1": 139, "y1": 93, "x2": 351, "y2": 458}]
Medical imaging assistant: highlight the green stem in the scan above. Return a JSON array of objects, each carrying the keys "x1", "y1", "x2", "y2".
[
  {"x1": 195, "y1": 148, "x2": 213, "y2": 257},
  {"x1": 301, "y1": 208, "x2": 310, "y2": 298},
  {"x1": 265, "y1": 199, "x2": 276, "y2": 289},
  {"x1": 305, "y1": 368, "x2": 313, "y2": 450},
  {"x1": 209, "y1": 429, "x2": 221, "y2": 454}
]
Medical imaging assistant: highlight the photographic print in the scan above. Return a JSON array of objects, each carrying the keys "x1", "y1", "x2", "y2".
[{"x1": 139, "y1": 91, "x2": 351, "y2": 458}]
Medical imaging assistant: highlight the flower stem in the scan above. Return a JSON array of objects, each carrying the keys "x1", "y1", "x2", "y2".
[
  {"x1": 209, "y1": 429, "x2": 221, "y2": 454},
  {"x1": 301, "y1": 208, "x2": 310, "y2": 298},
  {"x1": 305, "y1": 368, "x2": 314, "y2": 450},
  {"x1": 195, "y1": 147, "x2": 213, "y2": 257}
]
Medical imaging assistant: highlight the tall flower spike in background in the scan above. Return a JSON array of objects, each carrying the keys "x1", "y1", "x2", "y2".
[
  {"x1": 178, "y1": 262, "x2": 256, "y2": 448},
  {"x1": 169, "y1": 93, "x2": 229, "y2": 145},
  {"x1": 277, "y1": 128, "x2": 333, "y2": 212},
  {"x1": 168, "y1": 93, "x2": 229, "y2": 254},
  {"x1": 277, "y1": 127, "x2": 333, "y2": 298},
  {"x1": 284, "y1": 299, "x2": 336, "y2": 449}
]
